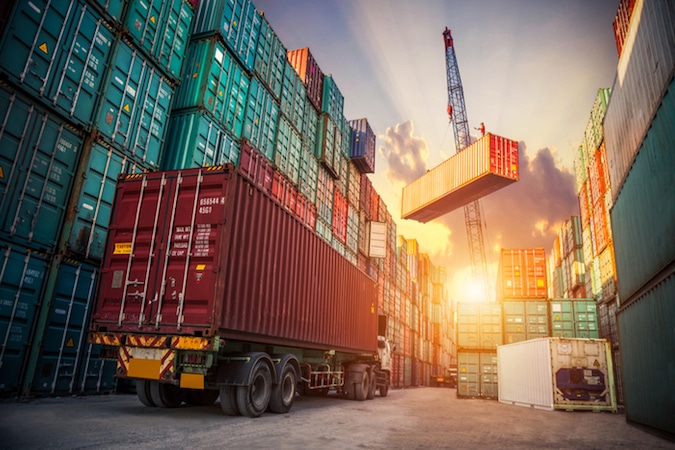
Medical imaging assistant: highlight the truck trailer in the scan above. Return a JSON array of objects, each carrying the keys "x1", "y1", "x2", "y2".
[{"x1": 88, "y1": 164, "x2": 392, "y2": 417}]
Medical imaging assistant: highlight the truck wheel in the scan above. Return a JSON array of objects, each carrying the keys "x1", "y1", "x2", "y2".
[
  {"x1": 367, "y1": 368, "x2": 377, "y2": 400},
  {"x1": 150, "y1": 381, "x2": 184, "y2": 408},
  {"x1": 379, "y1": 383, "x2": 389, "y2": 397},
  {"x1": 236, "y1": 361, "x2": 272, "y2": 418},
  {"x1": 185, "y1": 389, "x2": 220, "y2": 406},
  {"x1": 136, "y1": 380, "x2": 156, "y2": 407},
  {"x1": 268, "y1": 364, "x2": 297, "y2": 414},
  {"x1": 354, "y1": 370, "x2": 369, "y2": 401},
  {"x1": 219, "y1": 385, "x2": 239, "y2": 416}
]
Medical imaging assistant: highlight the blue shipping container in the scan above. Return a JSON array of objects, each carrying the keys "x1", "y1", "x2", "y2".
[
  {"x1": 0, "y1": 85, "x2": 84, "y2": 253},
  {"x1": 123, "y1": 0, "x2": 195, "y2": 82},
  {"x1": 162, "y1": 109, "x2": 241, "y2": 170},
  {"x1": 191, "y1": 0, "x2": 261, "y2": 72},
  {"x1": 30, "y1": 258, "x2": 116, "y2": 395},
  {"x1": 243, "y1": 76, "x2": 279, "y2": 161},
  {"x1": 63, "y1": 140, "x2": 151, "y2": 261},
  {"x1": 0, "y1": 0, "x2": 115, "y2": 129},
  {"x1": 0, "y1": 243, "x2": 50, "y2": 395},
  {"x1": 96, "y1": 38, "x2": 174, "y2": 169},
  {"x1": 349, "y1": 118, "x2": 376, "y2": 174}
]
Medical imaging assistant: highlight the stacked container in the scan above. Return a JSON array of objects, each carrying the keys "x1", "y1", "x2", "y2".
[{"x1": 548, "y1": 216, "x2": 585, "y2": 299}]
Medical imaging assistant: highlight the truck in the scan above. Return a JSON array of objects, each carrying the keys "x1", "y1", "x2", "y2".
[
  {"x1": 432, "y1": 365, "x2": 457, "y2": 388},
  {"x1": 88, "y1": 163, "x2": 393, "y2": 417}
]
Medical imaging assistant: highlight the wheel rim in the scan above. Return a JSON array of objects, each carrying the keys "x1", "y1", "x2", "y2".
[
  {"x1": 251, "y1": 371, "x2": 268, "y2": 409},
  {"x1": 281, "y1": 371, "x2": 295, "y2": 405}
]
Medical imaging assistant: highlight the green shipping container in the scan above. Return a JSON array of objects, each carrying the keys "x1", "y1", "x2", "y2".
[
  {"x1": 298, "y1": 147, "x2": 318, "y2": 204},
  {"x1": 457, "y1": 350, "x2": 497, "y2": 399},
  {"x1": 550, "y1": 298, "x2": 599, "y2": 338},
  {"x1": 618, "y1": 273, "x2": 675, "y2": 437},
  {"x1": 254, "y1": 14, "x2": 286, "y2": 100},
  {"x1": 457, "y1": 302, "x2": 503, "y2": 350},
  {"x1": 162, "y1": 109, "x2": 240, "y2": 171},
  {"x1": 274, "y1": 115, "x2": 302, "y2": 185},
  {"x1": 321, "y1": 74, "x2": 344, "y2": 126},
  {"x1": 243, "y1": 77, "x2": 279, "y2": 161}
]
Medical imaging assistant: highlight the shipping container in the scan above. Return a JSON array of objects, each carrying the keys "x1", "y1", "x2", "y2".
[
  {"x1": 613, "y1": 0, "x2": 637, "y2": 57},
  {"x1": 287, "y1": 47, "x2": 324, "y2": 113},
  {"x1": 401, "y1": 133, "x2": 519, "y2": 223},
  {"x1": 242, "y1": 76, "x2": 279, "y2": 161},
  {"x1": 96, "y1": 38, "x2": 174, "y2": 168},
  {"x1": 173, "y1": 36, "x2": 250, "y2": 138},
  {"x1": 162, "y1": 109, "x2": 241, "y2": 171},
  {"x1": 497, "y1": 248, "x2": 548, "y2": 300},
  {"x1": 29, "y1": 258, "x2": 115, "y2": 395},
  {"x1": 280, "y1": 60, "x2": 306, "y2": 134},
  {"x1": 349, "y1": 118, "x2": 376, "y2": 174},
  {"x1": 0, "y1": 0, "x2": 115, "y2": 129},
  {"x1": 457, "y1": 350, "x2": 498, "y2": 399},
  {"x1": 191, "y1": 0, "x2": 260, "y2": 72},
  {"x1": 238, "y1": 140, "x2": 274, "y2": 196},
  {"x1": 321, "y1": 74, "x2": 344, "y2": 126},
  {"x1": 316, "y1": 165, "x2": 334, "y2": 226},
  {"x1": 497, "y1": 337, "x2": 617, "y2": 412},
  {"x1": 610, "y1": 77, "x2": 674, "y2": 305},
  {"x1": 0, "y1": 243, "x2": 50, "y2": 395},
  {"x1": 0, "y1": 84, "x2": 84, "y2": 253},
  {"x1": 63, "y1": 140, "x2": 152, "y2": 262},
  {"x1": 549, "y1": 298, "x2": 599, "y2": 339},
  {"x1": 298, "y1": 147, "x2": 318, "y2": 204},
  {"x1": 618, "y1": 272, "x2": 675, "y2": 436},
  {"x1": 274, "y1": 115, "x2": 302, "y2": 184},
  {"x1": 456, "y1": 302, "x2": 503, "y2": 350},
  {"x1": 123, "y1": 0, "x2": 194, "y2": 82},
  {"x1": 315, "y1": 113, "x2": 340, "y2": 177},
  {"x1": 302, "y1": 96, "x2": 319, "y2": 156},
  {"x1": 604, "y1": 0, "x2": 674, "y2": 198},
  {"x1": 89, "y1": 0, "x2": 126, "y2": 25},
  {"x1": 254, "y1": 14, "x2": 286, "y2": 100},
  {"x1": 502, "y1": 300, "x2": 549, "y2": 345},
  {"x1": 583, "y1": 88, "x2": 611, "y2": 153}
]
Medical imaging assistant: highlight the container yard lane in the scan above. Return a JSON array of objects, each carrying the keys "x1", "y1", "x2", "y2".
[{"x1": 1, "y1": 388, "x2": 673, "y2": 449}]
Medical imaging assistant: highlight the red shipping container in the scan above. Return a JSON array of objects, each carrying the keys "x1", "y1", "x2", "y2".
[
  {"x1": 332, "y1": 188, "x2": 347, "y2": 244},
  {"x1": 370, "y1": 189, "x2": 379, "y2": 222},
  {"x1": 295, "y1": 192, "x2": 307, "y2": 223},
  {"x1": 91, "y1": 166, "x2": 378, "y2": 353},
  {"x1": 593, "y1": 199, "x2": 609, "y2": 254},
  {"x1": 579, "y1": 180, "x2": 591, "y2": 227},
  {"x1": 360, "y1": 173, "x2": 372, "y2": 217},
  {"x1": 287, "y1": 48, "x2": 324, "y2": 113},
  {"x1": 283, "y1": 180, "x2": 297, "y2": 212},
  {"x1": 305, "y1": 202, "x2": 317, "y2": 230},
  {"x1": 239, "y1": 140, "x2": 274, "y2": 195}
]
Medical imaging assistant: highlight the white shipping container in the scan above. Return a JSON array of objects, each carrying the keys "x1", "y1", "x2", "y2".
[
  {"x1": 604, "y1": 0, "x2": 675, "y2": 200},
  {"x1": 498, "y1": 337, "x2": 617, "y2": 412}
]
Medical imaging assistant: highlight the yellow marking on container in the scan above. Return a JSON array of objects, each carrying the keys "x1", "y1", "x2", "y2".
[
  {"x1": 123, "y1": 104, "x2": 131, "y2": 113},
  {"x1": 39, "y1": 42, "x2": 49, "y2": 54},
  {"x1": 150, "y1": 15, "x2": 156, "y2": 24},
  {"x1": 127, "y1": 358, "x2": 161, "y2": 379},
  {"x1": 196, "y1": 264, "x2": 206, "y2": 271},
  {"x1": 114, "y1": 242, "x2": 132, "y2": 254},
  {"x1": 0, "y1": 166, "x2": 4, "y2": 178},
  {"x1": 66, "y1": 337, "x2": 74, "y2": 347},
  {"x1": 174, "y1": 336, "x2": 208, "y2": 350},
  {"x1": 180, "y1": 373, "x2": 204, "y2": 390}
]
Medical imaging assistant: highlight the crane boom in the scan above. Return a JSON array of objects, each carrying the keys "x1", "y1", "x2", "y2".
[{"x1": 443, "y1": 27, "x2": 489, "y2": 301}]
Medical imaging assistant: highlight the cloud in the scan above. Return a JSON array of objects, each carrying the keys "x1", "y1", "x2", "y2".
[{"x1": 379, "y1": 121, "x2": 429, "y2": 185}]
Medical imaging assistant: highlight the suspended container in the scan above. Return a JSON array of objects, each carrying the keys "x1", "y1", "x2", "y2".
[
  {"x1": 96, "y1": 38, "x2": 174, "y2": 169},
  {"x1": 0, "y1": 0, "x2": 115, "y2": 130},
  {"x1": 402, "y1": 133, "x2": 518, "y2": 222},
  {"x1": 0, "y1": 85, "x2": 84, "y2": 253},
  {"x1": 242, "y1": 76, "x2": 279, "y2": 161},
  {"x1": 498, "y1": 337, "x2": 617, "y2": 412},
  {"x1": 287, "y1": 47, "x2": 324, "y2": 113},
  {"x1": 62, "y1": 140, "x2": 152, "y2": 262},
  {"x1": 0, "y1": 243, "x2": 50, "y2": 396},
  {"x1": 349, "y1": 118, "x2": 376, "y2": 174},
  {"x1": 123, "y1": 0, "x2": 195, "y2": 82},
  {"x1": 191, "y1": 0, "x2": 260, "y2": 72},
  {"x1": 162, "y1": 109, "x2": 240, "y2": 171}
]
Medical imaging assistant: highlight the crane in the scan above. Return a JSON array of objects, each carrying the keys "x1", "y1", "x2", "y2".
[{"x1": 443, "y1": 27, "x2": 490, "y2": 301}]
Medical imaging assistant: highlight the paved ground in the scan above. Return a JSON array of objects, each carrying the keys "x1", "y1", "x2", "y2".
[{"x1": 1, "y1": 387, "x2": 673, "y2": 449}]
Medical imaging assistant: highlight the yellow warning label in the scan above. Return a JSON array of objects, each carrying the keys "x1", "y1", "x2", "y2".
[
  {"x1": 39, "y1": 42, "x2": 49, "y2": 54},
  {"x1": 150, "y1": 15, "x2": 156, "y2": 24},
  {"x1": 537, "y1": 279, "x2": 545, "y2": 287},
  {"x1": 123, "y1": 104, "x2": 131, "y2": 113},
  {"x1": 196, "y1": 264, "x2": 206, "y2": 271},
  {"x1": 0, "y1": 166, "x2": 4, "y2": 179},
  {"x1": 593, "y1": 359, "x2": 600, "y2": 367},
  {"x1": 114, "y1": 242, "x2": 132, "y2": 254},
  {"x1": 66, "y1": 337, "x2": 74, "y2": 347}
]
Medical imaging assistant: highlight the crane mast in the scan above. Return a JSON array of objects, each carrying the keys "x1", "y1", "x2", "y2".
[{"x1": 443, "y1": 27, "x2": 489, "y2": 301}]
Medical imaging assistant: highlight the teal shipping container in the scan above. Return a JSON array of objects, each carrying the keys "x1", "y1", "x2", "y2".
[
  {"x1": 62, "y1": 140, "x2": 151, "y2": 261},
  {"x1": 191, "y1": 0, "x2": 261, "y2": 72},
  {"x1": 254, "y1": 14, "x2": 286, "y2": 100},
  {"x1": 243, "y1": 76, "x2": 279, "y2": 161},
  {"x1": 280, "y1": 62, "x2": 306, "y2": 134},
  {"x1": 29, "y1": 258, "x2": 114, "y2": 395},
  {"x1": 611, "y1": 78, "x2": 675, "y2": 305},
  {"x1": 123, "y1": 0, "x2": 195, "y2": 82},
  {"x1": 456, "y1": 302, "x2": 503, "y2": 350},
  {"x1": 162, "y1": 109, "x2": 241, "y2": 170},
  {"x1": 618, "y1": 273, "x2": 675, "y2": 437},
  {"x1": 0, "y1": 243, "x2": 50, "y2": 395},
  {"x1": 457, "y1": 350, "x2": 498, "y2": 399},
  {"x1": 0, "y1": 85, "x2": 84, "y2": 253},
  {"x1": 549, "y1": 298, "x2": 599, "y2": 338},
  {"x1": 90, "y1": 0, "x2": 126, "y2": 25},
  {"x1": 173, "y1": 37, "x2": 249, "y2": 138},
  {"x1": 0, "y1": 0, "x2": 115, "y2": 130},
  {"x1": 302, "y1": 96, "x2": 319, "y2": 156},
  {"x1": 96, "y1": 38, "x2": 174, "y2": 169},
  {"x1": 502, "y1": 300, "x2": 549, "y2": 345},
  {"x1": 316, "y1": 113, "x2": 339, "y2": 177},
  {"x1": 298, "y1": 147, "x2": 318, "y2": 205},
  {"x1": 274, "y1": 115, "x2": 302, "y2": 184},
  {"x1": 321, "y1": 74, "x2": 344, "y2": 127}
]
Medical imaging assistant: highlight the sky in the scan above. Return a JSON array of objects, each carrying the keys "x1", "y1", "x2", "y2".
[{"x1": 254, "y1": 0, "x2": 620, "y2": 301}]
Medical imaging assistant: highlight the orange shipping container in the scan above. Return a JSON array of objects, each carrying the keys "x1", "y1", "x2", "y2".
[
  {"x1": 497, "y1": 248, "x2": 548, "y2": 300},
  {"x1": 401, "y1": 133, "x2": 518, "y2": 222},
  {"x1": 286, "y1": 47, "x2": 324, "y2": 113}
]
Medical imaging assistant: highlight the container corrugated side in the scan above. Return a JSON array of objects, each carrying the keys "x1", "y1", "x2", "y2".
[
  {"x1": 30, "y1": 258, "x2": 114, "y2": 395},
  {"x1": 298, "y1": 147, "x2": 318, "y2": 204},
  {"x1": 618, "y1": 273, "x2": 675, "y2": 435},
  {"x1": 457, "y1": 350, "x2": 498, "y2": 399},
  {"x1": 0, "y1": 0, "x2": 115, "y2": 130},
  {"x1": 498, "y1": 338, "x2": 555, "y2": 410},
  {"x1": 280, "y1": 62, "x2": 306, "y2": 134},
  {"x1": 604, "y1": 0, "x2": 675, "y2": 198},
  {"x1": 497, "y1": 248, "x2": 548, "y2": 300},
  {"x1": 0, "y1": 243, "x2": 50, "y2": 395},
  {"x1": 254, "y1": 14, "x2": 286, "y2": 100},
  {"x1": 91, "y1": 166, "x2": 378, "y2": 354},
  {"x1": 242, "y1": 76, "x2": 279, "y2": 161},
  {"x1": 63, "y1": 140, "x2": 152, "y2": 262},
  {"x1": 123, "y1": 0, "x2": 194, "y2": 82},
  {"x1": 611, "y1": 77, "x2": 674, "y2": 304},
  {"x1": 316, "y1": 113, "x2": 339, "y2": 177},
  {"x1": 349, "y1": 118, "x2": 376, "y2": 174},
  {"x1": 401, "y1": 133, "x2": 518, "y2": 222},
  {"x1": 0, "y1": 85, "x2": 83, "y2": 253},
  {"x1": 321, "y1": 74, "x2": 344, "y2": 126},
  {"x1": 287, "y1": 47, "x2": 324, "y2": 113},
  {"x1": 274, "y1": 115, "x2": 302, "y2": 185}
]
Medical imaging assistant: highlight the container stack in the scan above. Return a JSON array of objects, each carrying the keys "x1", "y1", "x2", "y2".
[
  {"x1": 603, "y1": 0, "x2": 674, "y2": 437},
  {"x1": 0, "y1": 0, "x2": 196, "y2": 397}
]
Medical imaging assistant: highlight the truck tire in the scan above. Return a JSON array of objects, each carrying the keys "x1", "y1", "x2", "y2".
[
  {"x1": 367, "y1": 368, "x2": 377, "y2": 400},
  {"x1": 185, "y1": 389, "x2": 220, "y2": 406},
  {"x1": 150, "y1": 381, "x2": 184, "y2": 408},
  {"x1": 379, "y1": 383, "x2": 389, "y2": 397},
  {"x1": 219, "y1": 385, "x2": 239, "y2": 416},
  {"x1": 354, "y1": 370, "x2": 369, "y2": 401},
  {"x1": 268, "y1": 364, "x2": 296, "y2": 414},
  {"x1": 136, "y1": 380, "x2": 156, "y2": 407},
  {"x1": 236, "y1": 361, "x2": 272, "y2": 418}
]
